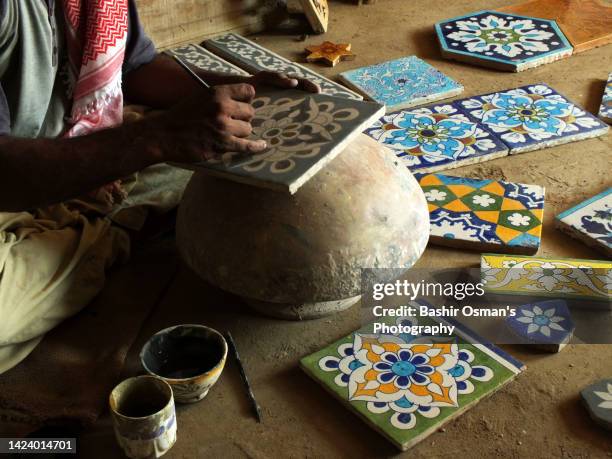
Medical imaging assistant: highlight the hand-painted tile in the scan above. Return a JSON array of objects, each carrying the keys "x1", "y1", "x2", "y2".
[
  {"x1": 300, "y1": 0, "x2": 329, "y2": 33},
  {"x1": 305, "y1": 41, "x2": 355, "y2": 67},
  {"x1": 167, "y1": 44, "x2": 249, "y2": 76},
  {"x1": 456, "y1": 84, "x2": 609, "y2": 154},
  {"x1": 416, "y1": 174, "x2": 544, "y2": 254},
  {"x1": 498, "y1": 0, "x2": 612, "y2": 54},
  {"x1": 481, "y1": 254, "x2": 612, "y2": 302},
  {"x1": 506, "y1": 300, "x2": 574, "y2": 352},
  {"x1": 300, "y1": 300, "x2": 524, "y2": 451},
  {"x1": 203, "y1": 33, "x2": 362, "y2": 100},
  {"x1": 599, "y1": 72, "x2": 612, "y2": 124},
  {"x1": 435, "y1": 10, "x2": 573, "y2": 72},
  {"x1": 185, "y1": 88, "x2": 383, "y2": 194},
  {"x1": 581, "y1": 379, "x2": 612, "y2": 431},
  {"x1": 364, "y1": 103, "x2": 508, "y2": 173},
  {"x1": 338, "y1": 56, "x2": 463, "y2": 111},
  {"x1": 555, "y1": 188, "x2": 612, "y2": 257}
]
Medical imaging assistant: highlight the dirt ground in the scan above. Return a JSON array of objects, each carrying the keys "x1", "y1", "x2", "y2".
[{"x1": 79, "y1": 0, "x2": 611, "y2": 457}]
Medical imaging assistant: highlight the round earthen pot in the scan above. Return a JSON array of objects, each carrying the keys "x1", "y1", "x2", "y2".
[{"x1": 176, "y1": 134, "x2": 429, "y2": 319}]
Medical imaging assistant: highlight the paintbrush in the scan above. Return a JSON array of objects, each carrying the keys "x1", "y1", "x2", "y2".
[{"x1": 226, "y1": 331, "x2": 263, "y2": 423}]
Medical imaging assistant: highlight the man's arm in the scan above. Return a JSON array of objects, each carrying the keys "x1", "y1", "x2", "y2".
[{"x1": 0, "y1": 84, "x2": 266, "y2": 212}]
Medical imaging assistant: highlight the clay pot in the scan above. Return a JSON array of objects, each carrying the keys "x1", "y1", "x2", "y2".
[{"x1": 176, "y1": 134, "x2": 429, "y2": 319}]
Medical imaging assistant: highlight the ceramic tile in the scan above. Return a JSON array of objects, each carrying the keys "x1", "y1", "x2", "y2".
[
  {"x1": 167, "y1": 44, "x2": 249, "y2": 76},
  {"x1": 300, "y1": 300, "x2": 524, "y2": 451},
  {"x1": 506, "y1": 300, "x2": 574, "y2": 352},
  {"x1": 599, "y1": 72, "x2": 612, "y2": 124},
  {"x1": 187, "y1": 88, "x2": 383, "y2": 194},
  {"x1": 499, "y1": 0, "x2": 612, "y2": 54},
  {"x1": 338, "y1": 56, "x2": 463, "y2": 111},
  {"x1": 305, "y1": 41, "x2": 355, "y2": 67},
  {"x1": 416, "y1": 173, "x2": 544, "y2": 254},
  {"x1": 364, "y1": 103, "x2": 508, "y2": 173},
  {"x1": 481, "y1": 254, "x2": 612, "y2": 303},
  {"x1": 555, "y1": 188, "x2": 612, "y2": 257},
  {"x1": 435, "y1": 10, "x2": 573, "y2": 72},
  {"x1": 456, "y1": 84, "x2": 609, "y2": 154},
  {"x1": 581, "y1": 379, "x2": 612, "y2": 431},
  {"x1": 300, "y1": 0, "x2": 329, "y2": 33},
  {"x1": 203, "y1": 33, "x2": 362, "y2": 100}
]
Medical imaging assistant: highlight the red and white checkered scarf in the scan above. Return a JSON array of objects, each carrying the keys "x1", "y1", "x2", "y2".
[{"x1": 62, "y1": 0, "x2": 129, "y2": 205}]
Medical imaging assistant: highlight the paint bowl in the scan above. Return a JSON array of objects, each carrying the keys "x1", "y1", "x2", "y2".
[
  {"x1": 140, "y1": 324, "x2": 228, "y2": 403},
  {"x1": 109, "y1": 375, "x2": 176, "y2": 458}
]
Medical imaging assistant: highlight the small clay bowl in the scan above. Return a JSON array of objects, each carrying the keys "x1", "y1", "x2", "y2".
[{"x1": 140, "y1": 324, "x2": 228, "y2": 403}]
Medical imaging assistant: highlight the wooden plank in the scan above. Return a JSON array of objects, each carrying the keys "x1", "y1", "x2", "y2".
[{"x1": 134, "y1": 0, "x2": 278, "y2": 50}]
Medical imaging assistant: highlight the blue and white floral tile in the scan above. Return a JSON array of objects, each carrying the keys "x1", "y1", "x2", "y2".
[
  {"x1": 555, "y1": 187, "x2": 612, "y2": 258},
  {"x1": 168, "y1": 44, "x2": 249, "y2": 76},
  {"x1": 506, "y1": 300, "x2": 574, "y2": 352},
  {"x1": 456, "y1": 84, "x2": 609, "y2": 154},
  {"x1": 338, "y1": 56, "x2": 463, "y2": 111},
  {"x1": 581, "y1": 379, "x2": 612, "y2": 431},
  {"x1": 364, "y1": 103, "x2": 508, "y2": 173},
  {"x1": 599, "y1": 72, "x2": 612, "y2": 124},
  {"x1": 435, "y1": 10, "x2": 573, "y2": 72}
]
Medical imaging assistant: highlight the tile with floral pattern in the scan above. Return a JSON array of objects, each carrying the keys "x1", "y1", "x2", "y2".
[
  {"x1": 167, "y1": 44, "x2": 249, "y2": 76},
  {"x1": 599, "y1": 72, "x2": 612, "y2": 124},
  {"x1": 506, "y1": 300, "x2": 574, "y2": 352},
  {"x1": 456, "y1": 84, "x2": 609, "y2": 153},
  {"x1": 300, "y1": 300, "x2": 524, "y2": 451},
  {"x1": 555, "y1": 187, "x2": 612, "y2": 257},
  {"x1": 338, "y1": 56, "x2": 463, "y2": 111},
  {"x1": 581, "y1": 379, "x2": 612, "y2": 431},
  {"x1": 416, "y1": 173, "x2": 544, "y2": 254},
  {"x1": 481, "y1": 254, "x2": 612, "y2": 303},
  {"x1": 435, "y1": 10, "x2": 573, "y2": 72},
  {"x1": 364, "y1": 103, "x2": 508, "y2": 173}
]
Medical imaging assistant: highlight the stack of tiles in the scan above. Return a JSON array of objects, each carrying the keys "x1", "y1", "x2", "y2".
[
  {"x1": 300, "y1": 300, "x2": 525, "y2": 451},
  {"x1": 506, "y1": 299, "x2": 575, "y2": 352},
  {"x1": 338, "y1": 56, "x2": 463, "y2": 111},
  {"x1": 203, "y1": 33, "x2": 362, "y2": 100},
  {"x1": 416, "y1": 174, "x2": 544, "y2": 254},
  {"x1": 455, "y1": 84, "x2": 609, "y2": 154},
  {"x1": 187, "y1": 88, "x2": 383, "y2": 194},
  {"x1": 599, "y1": 73, "x2": 612, "y2": 124},
  {"x1": 364, "y1": 103, "x2": 508, "y2": 173},
  {"x1": 481, "y1": 254, "x2": 612, "y2": 304},
  {"x1": 435, "y1": 10, "x2": 573, "y2": 72},
  {"x1": 555, "y1": 188, "x2": 612, "y2": 257}
]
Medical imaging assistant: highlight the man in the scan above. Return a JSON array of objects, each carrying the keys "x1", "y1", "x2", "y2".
[{"x1": 0, "y1": 0, "x2": 318, "y2": 373}]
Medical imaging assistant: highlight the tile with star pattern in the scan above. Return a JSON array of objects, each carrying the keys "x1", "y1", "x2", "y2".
[{"x1": 416, "y1": 173, "x2": 545, "y2": 254}]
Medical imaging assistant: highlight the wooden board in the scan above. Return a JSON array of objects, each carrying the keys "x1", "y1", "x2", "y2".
[
  {"x1": 134, "y1": 0, "x2": 277, "y2": 50},
  {"x1": 498, "y1": 0, "x2": 612, "y2": 53}
]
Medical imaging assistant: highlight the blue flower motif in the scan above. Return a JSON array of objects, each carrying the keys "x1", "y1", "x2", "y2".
[
  {"x1": 385, "y1": 113, "x2": 476, "y2": 159},
  {"x1": 373, "y1": 348, "x2": 434, "y2": 389},
  {"x1": 482, "y1": 92, "x2": 572, "y2": 135}
]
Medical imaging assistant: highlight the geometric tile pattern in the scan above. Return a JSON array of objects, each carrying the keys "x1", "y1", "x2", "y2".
[
  {"x1": 481, "y1": 254, "x2": 612, "y2": 303},
  {"x1": 203, "y1": 33, "x2": 363, "y2": 100},
  {"x1": 300, "y1": 300, "x2": 525, "y2": 451},
  {"x1": 456, "y1": 84, "x2": 609, "y2": 154},
  {"x1": 506, "y1": 299, "x2": 575, "y2": 352},
  {"x1": 364, "y1": 103, "x2": 508, "y2": 173},
  {"x1": 417, "y1": 174, "x2": 544, "y2": 254},
  {"x1": 555, "y1": 187, "x2": 612, "y2": 257},
  {"x1": 191, "y1": 88, "x2": 384, "y2": 194},
  {"x1": 167, "y1": 44, "x2": 249, "y2": 75},
  {"x1": 435, "y1": 10, "x2": 573, "y2": 72},
  {"x1": 599, "y1": 72, "x2": 612, "y2": 124},
  {"x1": 338, "y1": 56, "x2": 463, "y2": 111}
]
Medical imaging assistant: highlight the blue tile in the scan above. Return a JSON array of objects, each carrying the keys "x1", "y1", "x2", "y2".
[
  {"x1": 455, "y1": 84, "x2": 609, "y2": 153},
  {"x1": 338, "y1": 56, "x2": 463, "y2": 111},
  {"x1": 364, "y1": 102, "x2": 508, "y2": 173},
  {"x1": 436, "y1": 10, "x2": 573, "y2": 72},
  {"x1": 506, "y1": 300, "x2": 574, "y2": 351},
  {"x1": 599, "y1": 72, "x2": 612, "y2": 124}
]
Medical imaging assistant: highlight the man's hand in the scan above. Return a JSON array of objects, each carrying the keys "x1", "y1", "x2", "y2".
[
  {"x1": 246, "y1": 71, "x2": 321, "y2": 94},
  {"x1": 148, "y1": 83, "x2": 268, "y2": 164}
]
